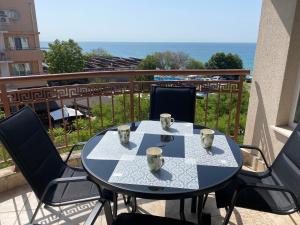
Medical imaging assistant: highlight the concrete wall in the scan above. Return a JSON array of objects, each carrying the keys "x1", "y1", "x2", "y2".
[{"x1": 244, "y1": 0, "x2": 300, "y2": 163}]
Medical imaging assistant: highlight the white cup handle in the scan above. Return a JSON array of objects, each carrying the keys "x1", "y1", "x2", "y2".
[{"x1": 170, "y1": 118, "x2": 175, "y2": 126}]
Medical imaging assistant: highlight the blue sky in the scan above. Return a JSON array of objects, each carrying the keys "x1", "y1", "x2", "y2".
[{"x1": 35, "y1": 0, "x2": 262, "y2": 42}]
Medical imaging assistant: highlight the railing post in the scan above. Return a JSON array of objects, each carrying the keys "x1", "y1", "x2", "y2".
[
  {"x1": 233, "y1": 75, "x2": 244, "y2": 141},
  {"x1": 0, "y1": 84, "x2": 11, "y2": 117},
  {"x1": 129, "y1": 76, "x2": 135, "y2": 122}
]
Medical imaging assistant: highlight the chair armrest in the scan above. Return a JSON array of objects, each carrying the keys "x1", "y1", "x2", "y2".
[
  {"x1": 40, "y1": 176, "x2": 102, "y2": 203},
  {"x1": 65, "y1": 142, "x2": 87, "y2": 163},
  {"x1": 239, "y1": 183, "x2": 299, "y2": 210},
  {"x1": 239, "y1": 144, "x2": 270, "y2": 168}
]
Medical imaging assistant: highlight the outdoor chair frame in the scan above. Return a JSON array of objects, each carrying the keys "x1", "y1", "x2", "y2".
[
  {"x1": 149, "y1": 85, "x2": 197, "y2": 123},
  {"x1": 215, "y1": 124, "x2": 300, "y2": 225},
  {"x1": 0, "y1": 107, "x2": 115, "y2": 224}
]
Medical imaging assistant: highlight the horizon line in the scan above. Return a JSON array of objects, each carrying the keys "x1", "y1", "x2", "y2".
[{"x1": 40, "y1": 40, "x2": 256, "y2": 44}]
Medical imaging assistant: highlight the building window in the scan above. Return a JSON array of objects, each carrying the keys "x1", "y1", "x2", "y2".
[
  {"x1": 0, "y1": 10, "x2": 19, "y2": 23},
  {"x1": 8, "y1": 37, "x2": 29, "y2": 50},
  {"x1": 0, "y1": 10, "x2": 9, "y2": 24},
  {"x1": 12, "y1": 63, "x2": 32, "y2": 76}
]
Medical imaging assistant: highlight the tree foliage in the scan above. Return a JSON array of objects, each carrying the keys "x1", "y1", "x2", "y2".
[
  {"x1": 186, "y1": 59, "x2": 205, "y2": 69},
  {"x1": 138, "y1": 55, "x2": 157, "y2": 70},
  {"x1": 205, "y1": 52, "x2": 243, "y2": 80},
  {"x1": 45, "y1": 39, "x2": 84, "y2": 74},
  {"x1": 138, "y1": 51, "x2": 192, "y2": 70},
  {"x1": 84, "y1": 48, "x2": 112, "y2": 60},
  {"x1": 138, "y1": 51, "x2": 205, "y2": 70},
  {"x1": 205, "y1": 52, "x2": 243, "y2": 69},
  {"x1": 137, "y1": 51, "x2": 206, "y2": 80},
  {"x1": 45, "y1": 39, "x2": 88, "y2": 85}
]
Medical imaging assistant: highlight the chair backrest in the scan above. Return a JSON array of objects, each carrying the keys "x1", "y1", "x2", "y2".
[
  {"x1": 0, "y1": 107, "x2": 65, "y2": 199},
  {"x1": 149, "y1": 85, "x2": 196, "y2": 123},
  {"x1": 271, "y1": 123, "x2": 300, "y2": 206}
]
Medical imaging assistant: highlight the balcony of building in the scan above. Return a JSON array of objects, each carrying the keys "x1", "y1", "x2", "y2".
[
  {"x1": 0, "y1": 69, "x2": 298, "y2": 225},
  {"x1": 5, "y1": 48, "x2": 43, "y2": 63},
  {"x1": 1, "y1": 0, "x2": 300, "y2": 225}
]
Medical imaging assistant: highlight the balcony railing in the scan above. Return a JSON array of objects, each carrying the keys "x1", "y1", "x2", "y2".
[
  {"x1": 6, "y1": 47, "x2": 41, "y2": 51},
  {"x1": 0, "y1": 69, "x2": 250, "y2": 167}
]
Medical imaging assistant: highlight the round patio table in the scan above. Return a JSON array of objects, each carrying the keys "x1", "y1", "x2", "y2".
[{"x1": 81, "y1": 121, "x2": 243, "y2": 225}]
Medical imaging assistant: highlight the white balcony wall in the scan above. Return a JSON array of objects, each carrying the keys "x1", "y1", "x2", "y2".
[{"x1": 245, "y1": 0, "x2": 300, "y2": 162}]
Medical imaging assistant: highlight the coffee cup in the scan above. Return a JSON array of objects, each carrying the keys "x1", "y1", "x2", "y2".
[
  {"x1": 160, "y1": 113, "x2": 175, "y2": 130},
  {"x1": 146, "y1": 147, "x2": 164, "y2": 172},
  {"x1": 200, "y1": 129, "x2": 215, "y2": 149},
  {"x1": 118, "y1": 124, "x2": 130, "y2": 144}
]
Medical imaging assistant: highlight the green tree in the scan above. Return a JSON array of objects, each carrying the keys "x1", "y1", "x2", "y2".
[
  {"x1": 154, "y1": 51, "x2": 189, "y2": 69},
  {"x1": 45, "y1": 39, "x2": 87, "y2": 85},
  {"x1": 205, "y1": 52, "x2": 243, "y2": 80},
  {"x1": 138, "y1": 51, "x2": 191, "y2": 70},
  {"x1": 84, "y1": 48, "x2": 112, "y2": 60},
  {"x1": 186, "y1": 59, "x2": 205, "y2": 69},
  {"x1": 205, "y1": 52, "x2": 243, "y2": 69},
  {"x1": 136, "y1": 55, "x2": 157, "y2": 81},
  {"x1": 137, "y1": 51, "x2": 205, "y2": 80},
  {"x1": 138, "y1": 55, "x2": 157, "y2": 70},
  {"x1": 45, "y1": 39, "x2": 84, "y2": 73}
]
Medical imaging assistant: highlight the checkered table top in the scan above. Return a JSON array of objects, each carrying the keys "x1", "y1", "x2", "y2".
[{"x1": 86, "y1": 121, "x2": 239, "y2": 190}]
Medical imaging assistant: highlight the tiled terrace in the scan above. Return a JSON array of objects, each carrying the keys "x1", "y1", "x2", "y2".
[{"x1": 1, "y1": 182, "x2": 299, "y2": 225}]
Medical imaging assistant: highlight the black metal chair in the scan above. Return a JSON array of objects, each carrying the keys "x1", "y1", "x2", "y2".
[
  {"x1": 0, "y1": 107, "x2": 113, "y2": 224},
  {"x1": 149, "y1": 85, "x2": 197, "y2": 123},
  {"x1": 215, "y1": 124, "x2": 300, "y2": 225}
]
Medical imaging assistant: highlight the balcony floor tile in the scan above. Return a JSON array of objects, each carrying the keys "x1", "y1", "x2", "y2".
[{"x1": 0, "y1": 184, "x2": 299, "y2": 225}]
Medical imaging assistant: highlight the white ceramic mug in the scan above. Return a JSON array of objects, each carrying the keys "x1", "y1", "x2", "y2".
[
  {"x1": 160, "y1": 113, "x2": 175, "y2": 130},
  {"x1": 146, "y1": 147, "x2": 164, "y2": 172},
  {"x1": 200, "y1": 129, "x2": 215, "y2": 149},
  {"x1": 117, "y1": 124, "x2": 130, "y2": 144}
]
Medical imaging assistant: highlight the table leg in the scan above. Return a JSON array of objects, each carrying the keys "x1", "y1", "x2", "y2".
[
  {"x1": 191, "y1": 197, "x2": 197, "y2": 213},
  {"x1": 197, "y1": 195, "x2": 211, "y2": 225},
  {"x1": 180, "y1": 199, "x2": 186, "y2": 221},
  {"x1": 104, "y1": 201, "x2": 114, "y2": 225},
  {"x1": 197, "y1": 195, "x2": 204, "y2": 225},
  {"x1": 95, "y1": 184, "x2": 114, "y2": 225},
  {"x1": 113, "y1": 193, "x2": 118, "y2": 220},
  {"x1": 131, "y1": 196, "x2": 137, "y2": 212}
]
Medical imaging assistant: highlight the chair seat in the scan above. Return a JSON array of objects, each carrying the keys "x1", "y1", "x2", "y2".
[
  {"x1": 215, "y1": 170, "x2": 296, "y2": 213},
  {"x1": 113, "y1": 213, "x2": 195, "y2": 225},
  {"x1": 44, "y1": 166, "x2": 113, "y2": 205}
]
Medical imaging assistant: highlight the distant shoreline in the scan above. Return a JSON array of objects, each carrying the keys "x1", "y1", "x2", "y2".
[{"x1": 41, "y1": 42, "x2": 256, "y2": 73}]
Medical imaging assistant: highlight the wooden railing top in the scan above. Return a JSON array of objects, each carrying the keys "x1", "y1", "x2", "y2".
[{"x1": 0, "y1": 69, "x2": 250, "y2": 84}]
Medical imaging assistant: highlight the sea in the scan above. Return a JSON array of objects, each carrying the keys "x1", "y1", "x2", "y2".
[{"x1": 40, "y1": 42, "x2": 256, "y2": 74}]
